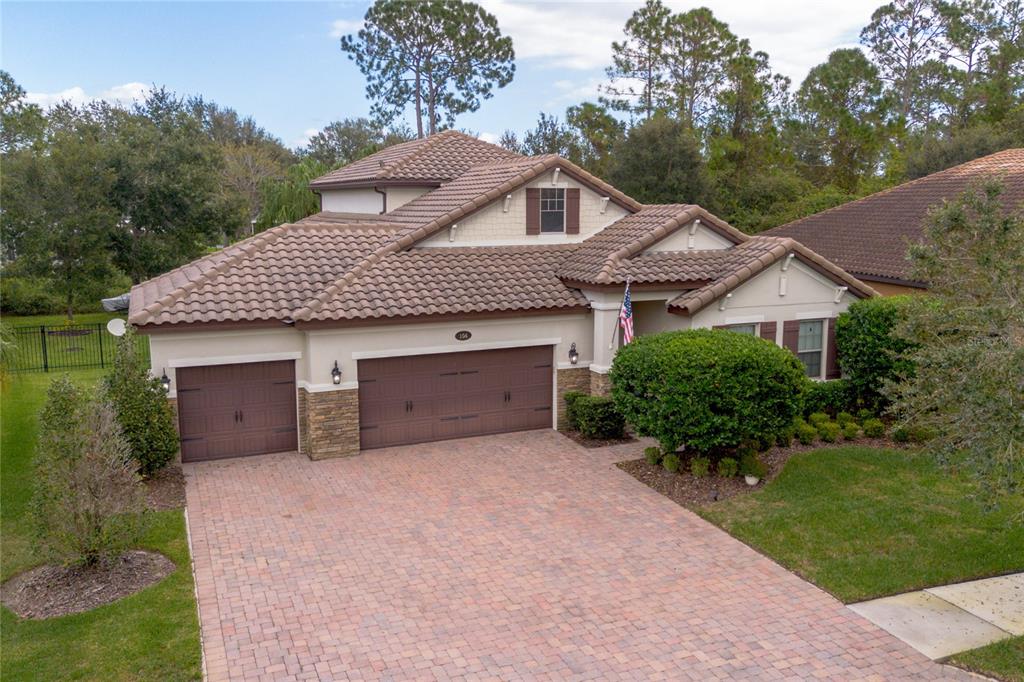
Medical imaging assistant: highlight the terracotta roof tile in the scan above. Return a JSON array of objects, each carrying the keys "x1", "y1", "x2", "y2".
[{"x1": 766, "y1": 148, "x2": 1024, "y2": 284}]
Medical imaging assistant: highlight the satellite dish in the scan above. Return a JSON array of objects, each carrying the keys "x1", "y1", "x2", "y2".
[{"x1": 106, "y1": 318, "x2": 127, "y2": 337}]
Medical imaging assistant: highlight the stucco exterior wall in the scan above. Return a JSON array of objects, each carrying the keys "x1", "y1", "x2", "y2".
[
  {"x1": 643, "y1": 221, "x2": 733, "y2": 252},
  {"x1": 385, "y1": 186, "x2": 431, "y2": 211},
  {"x1": 417, "y1": 170, "x2": 628, "y2": 247},
  {"x1": 632, "y1": 300, "x2": 691, "y2": 336},
  {"x1": 320, "y1": 188, "x2": 383, "y2": 214}
]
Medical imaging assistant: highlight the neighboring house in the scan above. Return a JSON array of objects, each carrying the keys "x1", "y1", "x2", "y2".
[
  {"x1": 130, "y1": 130, "x2": 875, "y2": 463},
  {"x1": 767, "y1": 148, "x2": 1024, "y2": 295}
]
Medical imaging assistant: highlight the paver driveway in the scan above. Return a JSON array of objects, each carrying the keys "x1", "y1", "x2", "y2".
[{"x1": 185, "y1": 430, "x2": 971, "y2": 681}]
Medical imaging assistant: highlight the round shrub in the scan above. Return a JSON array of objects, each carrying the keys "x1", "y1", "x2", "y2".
[
  {"x1": 892, "y1": 425, "x2": 911, "y2": 443},
  {"x1": 610, "y1": 329, "x2": 805, "y2": 454},
  {"x1": 808, "y1": 412, "x2": 831, "y2": 427},
  {"x1": 573, "y1": 395, "x2": 625, "y2": 439},
  {"x1": 842, "y1": 422, "x2": 860, "y2": 440},
  {"x1": 644, "y1": 446, "x2": 662, "y2": 466},
  {"x1": 835, "y1": 296, "x2": 915, "y2": 410},
  {"x1": 690, "y1": 456, "x2": 710, "y2": 477},
  {"x1": 739, "y1": 452, "x2": 768, "y2": 479},
  {"x1": 818, "y1": 421, "x2": 842, "y2": 443},
  {"x1": 836, "y1": 411, "x2": 857, "y2": 427},
  {"x1": 563, "y1": 391, "x2": 586, "y2": 430},
  {"x1": 857, "y1": 408, "x2": 875, "y2": 423},
  {"x1": 776, "y1": 426, "x2": 794, "y2": 448},
  {"x1": 717, "y1": 457, "x2": 738, "y2": 478},
  {"x1": 862, "y1": 418, "x2": 886, "y2": 438},
  {"x1": 801, "y1": 378, "x2": 857, "y2": 416},
  {"x1": 663, "y1": 453, "x2": 680, "y2": 473},
  {"x1": 796, "y1": 423, "x2": 818, "y2": 445}
]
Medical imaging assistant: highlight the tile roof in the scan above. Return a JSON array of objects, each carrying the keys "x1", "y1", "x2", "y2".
[
  {"x1": 308, "y1": 130, "x2": 520, "y2": 189},
  {"x1": 766, "y1": 148, "x2": 1024, "y2": 284}
]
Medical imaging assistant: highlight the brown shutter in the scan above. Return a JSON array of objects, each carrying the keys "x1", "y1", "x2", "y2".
[
  {"x1": 526, "y1": 188, "x2": 540, "y2": 235},
  {"x1": 825, "y1": 318, "x2": 840, "y2": 379},
  {"x1": 759, "y1": 321, "x2": 777, "y2": 344},
  {"x1": 782, "y1": 320, "x2": 800, "y2": 355},
  {"x1": 565, "y1": 188, "x2": 580, "y2": 234}
]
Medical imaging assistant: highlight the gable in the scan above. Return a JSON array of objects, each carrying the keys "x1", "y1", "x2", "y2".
[{"x1": 642, "y1": 219, "x2": 733, "y2": 252}]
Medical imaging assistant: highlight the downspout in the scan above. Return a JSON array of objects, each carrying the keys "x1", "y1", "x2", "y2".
[{"x1": 373, "y1": 186, "x2": 387, "y2": 215}]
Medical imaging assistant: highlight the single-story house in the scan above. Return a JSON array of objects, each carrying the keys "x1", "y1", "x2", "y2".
[
  {"x1": 767, "y1": 148, "x2": 1024, "y2": 295},
  {"x1": 130, "y1": 130, "x2": 876, "y2": 462}
]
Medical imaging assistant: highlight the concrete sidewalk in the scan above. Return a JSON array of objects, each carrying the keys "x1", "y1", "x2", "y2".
[{"x1": 849, "y1": 573, "x2": 1023, "y2": 660}]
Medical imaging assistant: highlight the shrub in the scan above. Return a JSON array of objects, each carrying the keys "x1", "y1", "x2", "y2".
[
  {"x1": 776, "y1": 426, "x2": 794, "y2": 447},
  {"x1": 690, "y1": 456, "x2": 710, "y2": 477},
  {"x1": 563, "y1": 391, "x2": 586, "y2": 430},
  {"x1": 0, "y1": 275, "x2": 64, "y2": 316},
  {"x1": 892, "y1": 425, "x2": 911, "y2": 443},
  {"x1": 907, "y1": 425, "x2": 937, "y2": 443},
  {"x1": 863, "y1": 418, "x2": 886, "y2": 438},
  {"x1": 857, "y1": 408, "x2": 875, "y2": 423},
  {"x1": 796, "y1": 423, "x2": 818, "y2": 445},
  {"x1": 757, "y1": 433, "x2": 776, "y2": 451},
  {"x1": 717, "y1": 457, "x2": 738, "y2": 478},
  {"x1": 842, "y1": 422, "x2": 860, "y2": 440},
  {"x1": 818, "y1": 421, "x2": 842, "y2": 443},
  {"x1": 835, "y1": 296, "x2": 915, "y2": 410},
  {"x1": 739, "y1": 452, "x2": 768, "y2": 479},
  {"x1": 808, "y1": 412, "x2": 831, "y2": 427},
  {"x1": 663, "y1": 453, "x2": 680, "y2": 473},
  {"x1": 644, "y1": 446, "x2": 662, "y2": 466},
  {"x1": 31, "y1": 376, "x2": 148, "y2": 566},
  {"x1": 103, "y1": 328, "x2": 179, "y2": 477},
  {"x1": 610, "y1": 329, "x2": 805, "y2": 454},
  {"x1": 836, "y1": 411, "x2": 857, "y2": 427},
  {"x1": 802, "y1": 378, "x2": 857, "y2": 416},
  {"x1": 573, "y1": 395, "x2": 626, "y2": 439}
]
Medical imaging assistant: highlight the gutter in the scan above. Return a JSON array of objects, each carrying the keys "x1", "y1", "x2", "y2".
[{"x1": 373, "y1": 186, "x2": 387, "y2": 214}]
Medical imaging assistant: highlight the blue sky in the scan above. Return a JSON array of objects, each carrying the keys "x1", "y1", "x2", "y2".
[{"x1": 2, "y1": 1, "x2": 878, "y2": 150}]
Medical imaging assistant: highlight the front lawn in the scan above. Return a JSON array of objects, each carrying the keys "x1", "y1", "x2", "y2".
[
  {"x1": 953, "y1": 635, "x2": 1024, "y2": 682},
  {"x1": 0, "y1": 371, "x2": 201, "y2": 681},
  {"x1": 700, "y1": 446, "x2": 1024, "y2": 603}
]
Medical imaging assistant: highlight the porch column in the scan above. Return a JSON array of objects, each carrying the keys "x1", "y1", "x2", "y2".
[{"x1": 588, "y1": 296, "x2": 620, "y2": 397}]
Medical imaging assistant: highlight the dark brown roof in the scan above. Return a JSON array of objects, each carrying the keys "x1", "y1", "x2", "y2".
[
  {"x1": 766, "y1": 148, "x2": 1024, "y2": 285},
  {"x1": 308, "y1": 130, "x2": 520, "y2": 189}
]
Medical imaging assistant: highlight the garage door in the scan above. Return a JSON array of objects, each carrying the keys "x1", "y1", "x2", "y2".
[
  {"x1": 358, "y1": 346, "x2": 553, "y2": 450},
  {"x1": 176, "y1": 360, "x2": 297, "y2": 462}
]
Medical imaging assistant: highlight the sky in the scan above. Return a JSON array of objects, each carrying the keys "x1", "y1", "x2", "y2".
[{"x1": 2, "y1": 1, "x2": 881, "y2": 150}]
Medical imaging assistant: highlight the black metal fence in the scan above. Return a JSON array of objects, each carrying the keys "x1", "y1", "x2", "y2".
[{"x1": 5, "y1": 323, "x2": 148, "y2": 373}]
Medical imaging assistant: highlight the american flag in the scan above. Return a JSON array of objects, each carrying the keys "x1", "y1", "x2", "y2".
[{"x1": 619, "y1": 280, "x2": 634, "y2": 344}]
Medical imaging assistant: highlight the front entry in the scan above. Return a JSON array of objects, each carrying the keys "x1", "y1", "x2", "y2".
[
  {"x1": 357, "y1": 346, "x2": 553, "y2": 449},
  {"x1": 176, "y1": 360, "x2": 297, "y2": 462}
]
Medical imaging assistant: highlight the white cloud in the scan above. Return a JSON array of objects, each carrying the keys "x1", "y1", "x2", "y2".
[
  {"x1": 544, "y1": 76, "x2": 605, "y2": 108},
  {"x1": 292, "y1": 127, "x2": 320, "y2": 148},
  {"x1": 25, "y1": 82, "x2": 151, "y2": 109},
  {"x1": 329, "y1": 19, "x2": 363, "y2": 39},
  {"x1": 478, "y1": 131, "x2": 500, "y2": 144}
]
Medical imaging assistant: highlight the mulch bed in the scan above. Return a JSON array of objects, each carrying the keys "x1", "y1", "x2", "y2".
[
  {"x1": 617, "y1": 437, "x2": 900, "y2": 512},
  {"x1": 562, "y1": 430, "x2": 636, "y2": 449},
  {"x1": 0, "y1": 550, "x2": 175, "y2": 619},
  {"x1": 145, "y1": 464, "x2": 186, "y2": 510}
]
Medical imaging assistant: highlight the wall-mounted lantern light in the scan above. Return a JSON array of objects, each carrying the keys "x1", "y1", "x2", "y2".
[
  {"x1": 331, "y1": 361, "x2": 342, "y2": 385},
  {"x1": 160, "y1": 369, "x2": 171, "y2": 393},
  {"x1": 568, "y1": 342, "x2": 579, "y2": 365}
]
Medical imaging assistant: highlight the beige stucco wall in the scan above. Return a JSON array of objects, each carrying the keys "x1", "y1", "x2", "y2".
[
  {"x1": 385, "y1": 186, "x2": 431, "y2": 211},
  {"x1": 417, "y1": 170, "x2": 629, "y2": 247},
  {"x1": 643, "y1": 221, "x2": 733, "y2": 252},
  {"x1": 632, "y1": 300, "x2": 691, "y2": 336},
  {"x1": 320, "y1": 188, "x2": 383, "y2": 214}
]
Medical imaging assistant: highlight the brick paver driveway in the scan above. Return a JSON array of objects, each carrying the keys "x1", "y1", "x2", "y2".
[{"x1": 185, "y1": 430, "x2": 969, "y2": 681}]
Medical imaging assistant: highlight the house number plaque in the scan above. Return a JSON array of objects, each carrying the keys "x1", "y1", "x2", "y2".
[{"x1": 455, "y1": 330, "x2": 472, "y2": 341}]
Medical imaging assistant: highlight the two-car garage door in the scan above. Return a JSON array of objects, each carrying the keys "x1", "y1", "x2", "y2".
[{"x1": 358, "y1": 346, "x2": 553, "y2": 450}]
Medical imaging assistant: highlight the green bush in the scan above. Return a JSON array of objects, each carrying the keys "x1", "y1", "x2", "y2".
[
  {"x1": 842, "y1": 422, "x2": 860, "y2": 440},
  {"x1": 802, "y1": 378, "x2": 857, "y2": 416},
  {"x1": 907, "y1": 425, "x2": 937, "y2": 443},
  {"x1": 892, "y1": 425, "x2": 911, "y2": 443},
  {"x1": 663, "y1": 453, "x2": 680, "y2": 473},
  {"x1": 836, "y1": 411, "x2": 857, "y2": 427},
  {"x1": 739, "y1": 452, "x2": 768, "y2": 479},
  {"x1": 863, "y1": 418, "x2": 886, "y2": 438},
  {"x1": 818, "y1": 421, "x2": 842, "y2": 443},
  {"x1": 797, "y1": 423, "x2": 818, "y2": 445},
  {"x1": 0, "y1": 276, "x2": 64, "y2": 316},
  {"x1": 717, "y1": 457, "x2": 739, "y2": 478},
  {"x1": 690, "y1": 456, "x2": 710, "y2": 477},
  {"x1": 573, "y1": 395, "x2": 626, "y2": 439},
  {"x1": 857, "y1": 408, "x2": 875, "y2": 423},
  {"x1": 610, "y1": 329, "x2": 805, "y2": 454},
  {"x1": 835, "y1": 296, "x2": 915, "y2": 410},
  {"x1": 757, "y1": 433, "x2": 776, "y2": 451},
  {"x1": 808, "y1": 412, "x2": 831, "y2": 427},
  {"x1": 563, "y1": 391, "x2": 586, "y2": 430},
  {"x1": 644, "y1": 446, "x2": 662, "y2": 466},
  {"x1": 776, "y1": 426, "x2": 794, "y2": 447},
  {"x1": 103, "y1": 328, "x2": 179, "y2": 477}
]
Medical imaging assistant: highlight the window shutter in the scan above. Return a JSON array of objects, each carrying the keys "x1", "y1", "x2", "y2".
[
  {"x1": 526, "y1": 188, "x2": 540, "y2": 235},
  {"x1": 759, "y1": 321, "x2": 777, "y2": 344},
  {"x1": 825, "y1": 318, "x2": 840, "y2": 379},
  {"x1": 565, "y1": 188, "x2": 580, "y2": 234},
  {"x1": 782, "y1": 320, "x2": 800, "y2": 354}
]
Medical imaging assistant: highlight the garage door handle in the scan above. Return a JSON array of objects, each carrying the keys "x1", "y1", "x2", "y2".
[
  {"x1": 234, "y1": 410, "x2": 239, "y2": 423},
  {"x1": 239, "y1": 410, "x2": 244, "y2": 423}
]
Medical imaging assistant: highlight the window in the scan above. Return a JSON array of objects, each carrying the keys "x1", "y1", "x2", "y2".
[
  {"x1": 540, "y1": 188, "x2": 565, "y2": 233},
  {"x1": 728, "y1": 324, "x2": 757, "y2": 336},
  {"x1": 797, "y1": 319, "x2": 824, "y2": 377}
]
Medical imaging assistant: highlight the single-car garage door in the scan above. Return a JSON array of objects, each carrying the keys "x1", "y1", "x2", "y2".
[
  {"x1": 176, "y1": 360, "x2": 297, "y2": 462},
  {"x1": 358, "y1": 346, "x2": 553, "y2": 450}
]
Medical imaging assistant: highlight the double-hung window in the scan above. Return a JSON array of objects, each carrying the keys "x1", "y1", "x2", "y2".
[
  {"x1": 540, "y1": 188, "x2": 565, "y2": 233},
  {"x1": 797, "y1": 319, "x2": 824, "y2": 378}
]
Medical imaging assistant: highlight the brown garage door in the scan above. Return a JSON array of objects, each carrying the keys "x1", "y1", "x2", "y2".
[
  {"x1": 176, "y1": 360, "x2": 297, "y2": 462},
  {"x1": 358, "y1": 346, "x2": 553, "y2": 450}
]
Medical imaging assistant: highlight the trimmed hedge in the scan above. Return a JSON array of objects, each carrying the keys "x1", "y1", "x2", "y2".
[
  {"x1": 563, "y1": 391, "x2": 586, "y2": 430},
  {"x1": 835, "y1": 296, "x2": 915, "y2": 410},
  {"x1": 572, "y1": 395, "x2": 625, "y2": 440},
  {"x1": 610, "y1": 329, "x2": 805, "y2": 454},
  {"x1": 802, "y1": 378, "x2": 857, "y2": 416}
]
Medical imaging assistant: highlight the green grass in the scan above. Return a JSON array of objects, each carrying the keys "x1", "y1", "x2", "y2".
[
  {"x1": 1, "y1": 371, "x2": 201, "y2": 681},
  {"x1": 952, "y1": 635, "x2": 1024, "y2": 682},
  {"x1": 700, "y1": 446, "x2": 1024, "y2": 603}
]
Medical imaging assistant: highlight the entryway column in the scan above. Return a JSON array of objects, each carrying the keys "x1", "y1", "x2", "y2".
[{"x1": 586, "y1": 292, "x2": 621, "y2": 397}]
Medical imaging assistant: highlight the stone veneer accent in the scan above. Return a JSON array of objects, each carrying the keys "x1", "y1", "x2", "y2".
[
  {"x1": 298, "y1": 387, "x2": 360, "y2": 460},
  {"x1": 555, "y1": 367, "x2": 591, "y2": 430},
  {"x1": 590, "y1": 371, "x2": 612, "y2": 397}
]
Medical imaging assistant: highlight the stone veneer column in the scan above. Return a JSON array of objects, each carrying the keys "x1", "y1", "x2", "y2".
[
  {"x1": 298, "y1": 387, "x2": 360, "y2": 460},
  {"x1": 590, "y1": 371, "x2": 613, "y2": 397},
  {"x1": 555, "y1": 367, "x2": 591, "y2": 430}
]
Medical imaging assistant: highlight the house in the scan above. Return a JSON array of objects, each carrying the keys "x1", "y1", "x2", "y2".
[
  {"x1": 767, "y1": 148, "x2": 1024, "y2": 295},
  {"x1": 130, "y1": 130, "x2": 876, "y2": 463}
]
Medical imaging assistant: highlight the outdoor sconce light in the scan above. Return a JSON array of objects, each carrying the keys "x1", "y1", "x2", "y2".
[
  {"x1": 568, "y1": 342, "x2": 579, "y2": 365},
  {"x1": 160, "y1": 369, "x2": 171, "y2": 393},
  {"x1": 331, "y1": 361, "x2": 342, "y2": 385}
]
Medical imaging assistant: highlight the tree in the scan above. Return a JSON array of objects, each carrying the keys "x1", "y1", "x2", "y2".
[
  {"x1": 835, "y1": 296, "x2": 916, "y2": 410},
  {"x1": 104, "y1": 327, "x2": 179, "y2": 477},
  {"x1": 340, "y1": 0, "x2": 515, "y2": 137},
  {"x1": 303, "y1": 117, "x2": 413, "y2": 167},
  {"x1": 31, "y1": 376, "x2": 147, "y2": 567},
  {"x1": 664, "y1": 8, "x2": 738, "y2": 129},
  {"x1": 603, "y1": 0, "x2": 673, "y2": 119},
  {"x1": 256, "y1": 157, "x2": 332, "y2": 229},
  {"x1": 521, "y1": 113, "x2": 579, "y2": 159},
  {"x1": 885, "y1": 179, "x2": 1024, "y2": 501},
  {"x1": 497, "y1": 129, "x2": 521, "y2": 153},
  {"x1": 0, "y1": 70, "x2": 45, "y2": 154},
  {"x1": 565, "y1": 102, "x2": 624, "y2": 177},
  {"x1": 607, "y1": 114, "x2": 709, "y2": 204}
]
